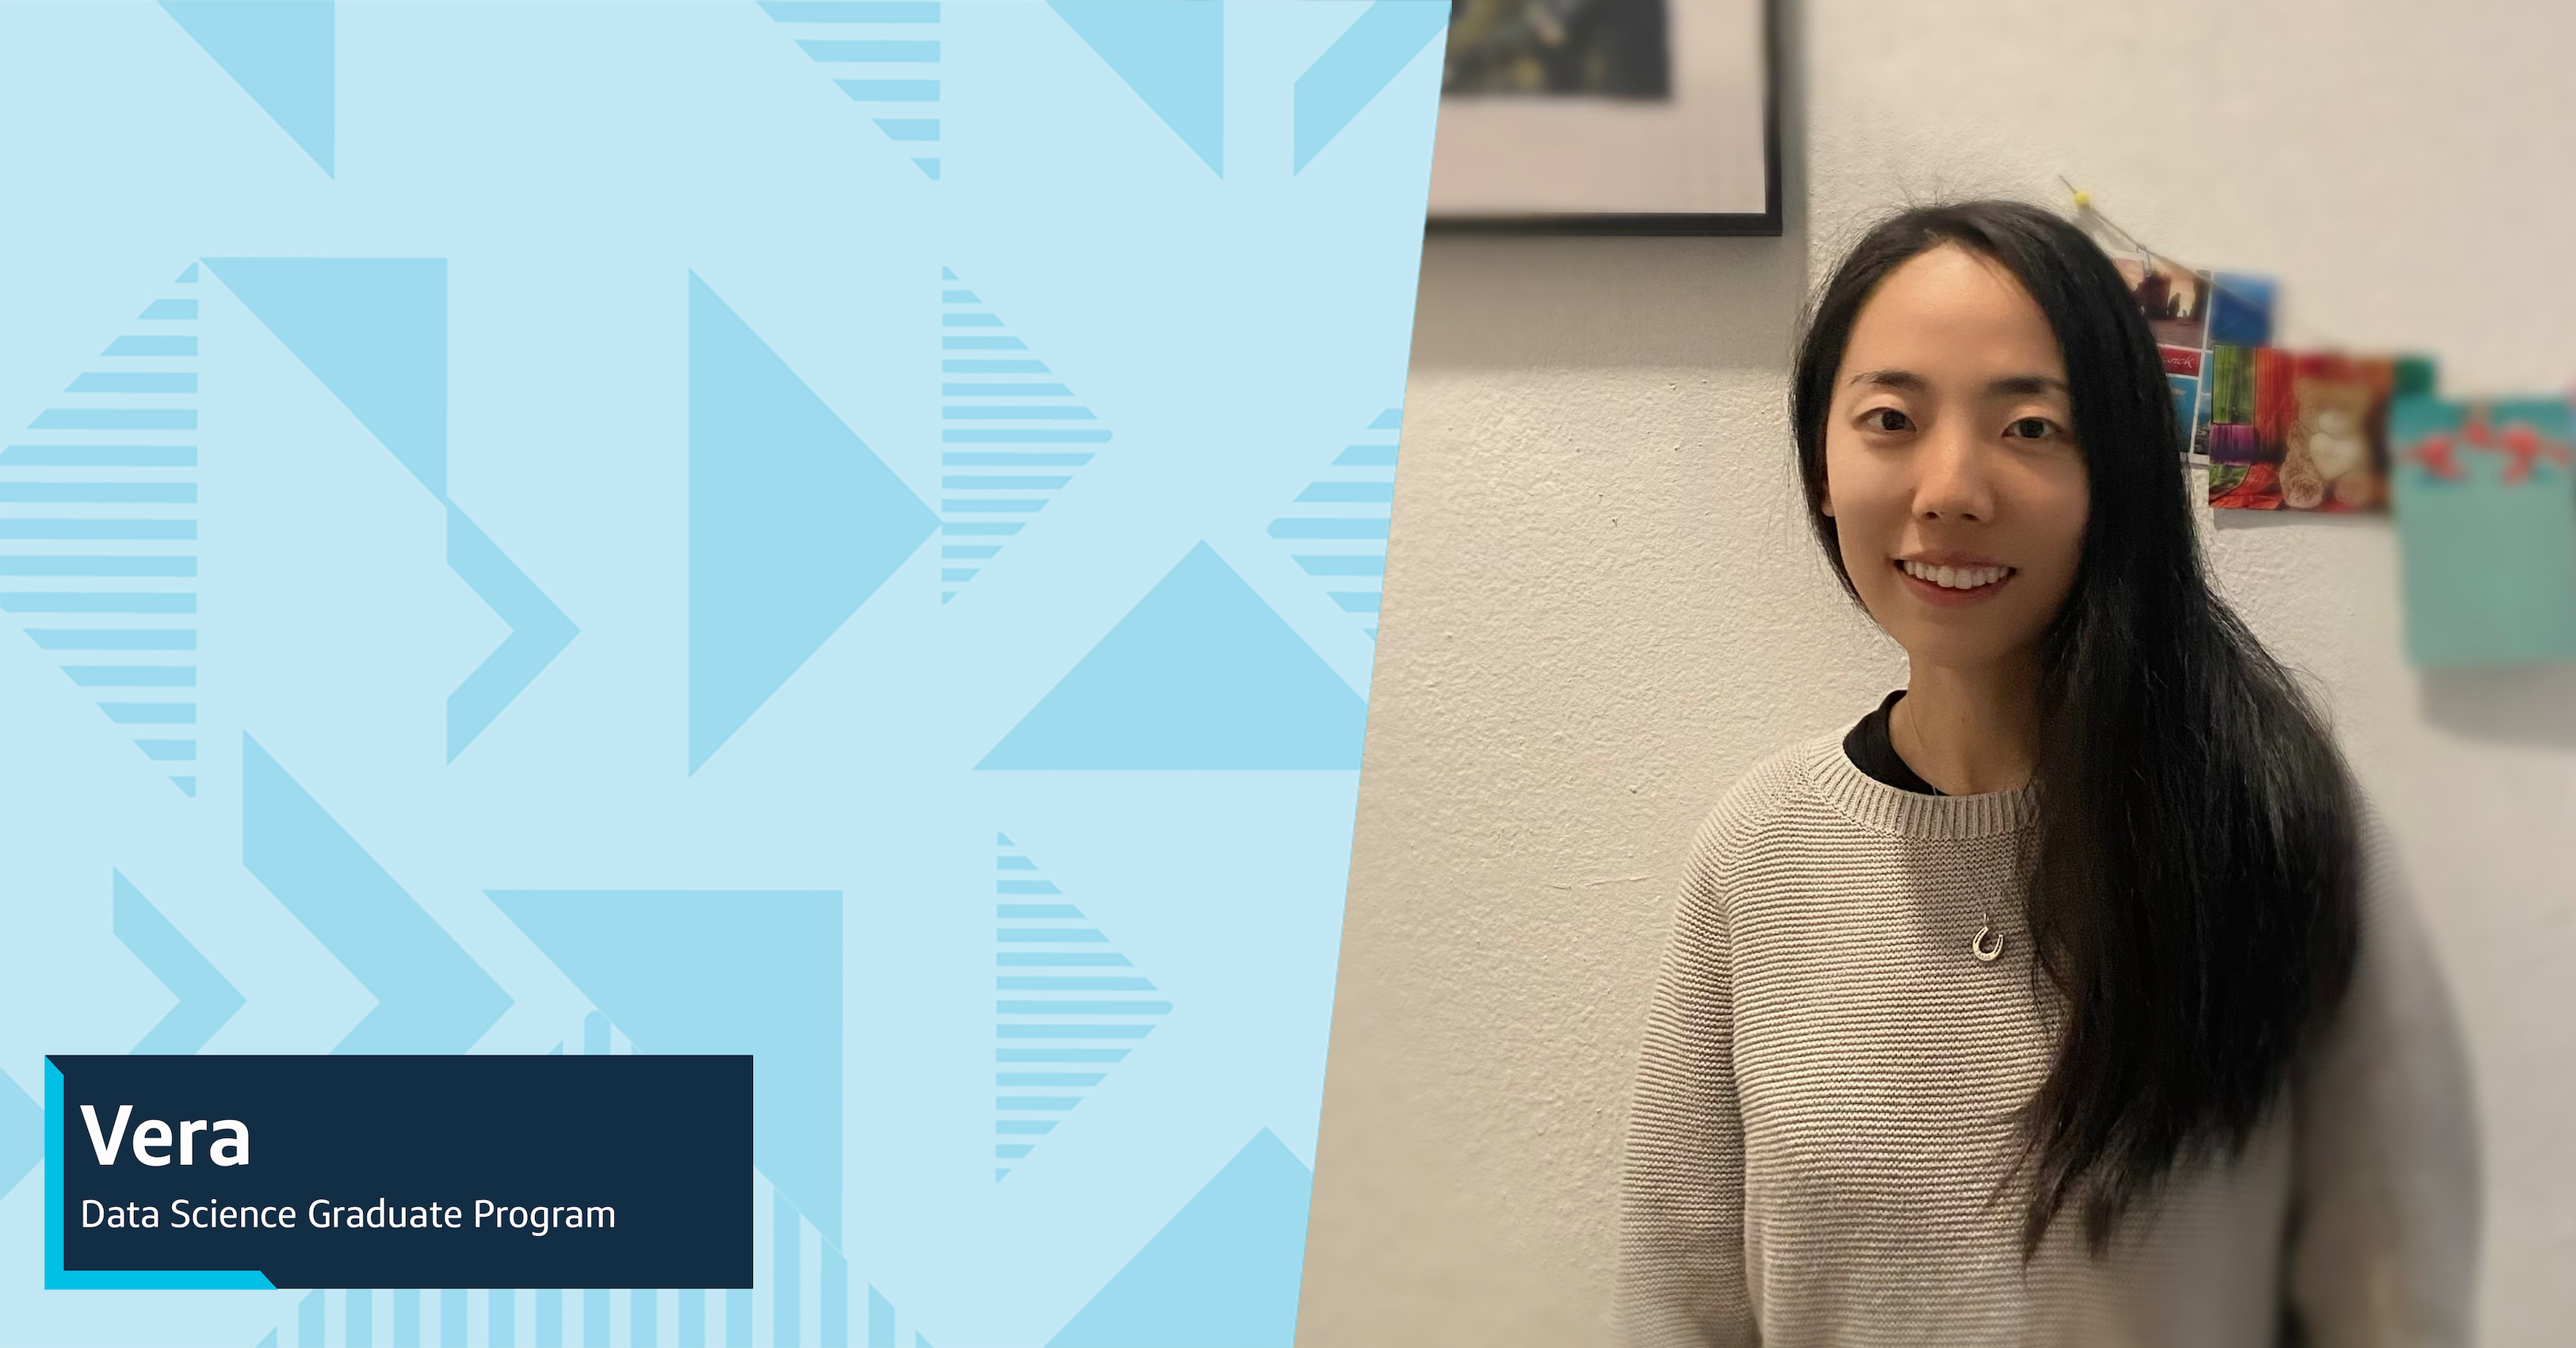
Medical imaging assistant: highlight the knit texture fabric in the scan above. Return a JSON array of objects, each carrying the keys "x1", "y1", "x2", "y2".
[{"x1": 1616, "y1": 730, "x2": 2480, "y2": 1347}]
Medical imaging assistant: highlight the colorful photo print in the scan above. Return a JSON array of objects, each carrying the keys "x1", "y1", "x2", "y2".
[
  {"x1": 2390, "y1": 397, "x2": 2576, "y2": 667},
  {"x1": 2208, "y1": 352, "x2": 2406, "y2": 512},
  {"x1": 2113, "y1": 251, "x2": 2214, "y2": 353},
  {"x1": 2205, "y1": 272, "x2": 2277, "y2": 348}
]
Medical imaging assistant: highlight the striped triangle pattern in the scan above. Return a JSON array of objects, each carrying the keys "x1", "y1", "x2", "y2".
[
  {"x1": 992, "y1": 831, "x2": 1167, "y2": 1180},
  {"x1": 938, "y1": 272, "x2": 1111, "y2": 604},
  {"x1": 761, "y1": 0, "x2": 944, "y2": 180},
  {"x1": 0, "y1": 269, "x2": 203, "y2": 795},
  {"x1": 1269, "y1": 406, "x2": 1400, "y2": 641}
]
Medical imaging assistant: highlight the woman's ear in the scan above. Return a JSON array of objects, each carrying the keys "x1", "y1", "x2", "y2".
[{"x1": 1820, "y1": 487, "x2": 1835, "y2": 518}]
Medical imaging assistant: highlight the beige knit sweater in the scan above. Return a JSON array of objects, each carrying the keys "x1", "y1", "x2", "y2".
[{"x1": 1616, "y1": 730, "x2": 2480, "y2": 1347}]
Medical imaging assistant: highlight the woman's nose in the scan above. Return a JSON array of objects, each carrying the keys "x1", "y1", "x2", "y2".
[{"x1": 1914, "y1": 425, "x2": 1995, "y2": 523}]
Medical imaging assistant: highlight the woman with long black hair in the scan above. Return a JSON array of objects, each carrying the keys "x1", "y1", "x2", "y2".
[{"x1": 1616, "y1": 200, "x2": 2479, "y2": 1346}]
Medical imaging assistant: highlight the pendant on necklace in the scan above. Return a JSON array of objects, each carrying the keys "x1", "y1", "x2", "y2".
[{"x1": 1971, "y1": 922, "x2": 2004, "y2": 962}]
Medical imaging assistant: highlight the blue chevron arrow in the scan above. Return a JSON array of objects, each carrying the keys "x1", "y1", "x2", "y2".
[
  {"x1": 243, "y1": 735, "x2": 511, "y2": 1052},
  {"x1": 446, "y1": 505, "x2": 578, "y2": 760},
  {"x1": 113, "y1": 871, "x2": 245, "y2": 1055}
]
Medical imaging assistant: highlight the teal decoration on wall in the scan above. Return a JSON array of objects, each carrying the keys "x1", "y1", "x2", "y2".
[
  {"x1": 2390, "y1": 396, "x2": 2576, "y2": 668},
  {"x1": 0, "y1": 2, "x2": 1443, "y2": 1344}
]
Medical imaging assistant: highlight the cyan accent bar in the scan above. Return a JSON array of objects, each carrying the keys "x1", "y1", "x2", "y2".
[
  {"x1": 350, "y1": 1289, "x2": 373, "y2": 1347},
  {"x1": 801, "y1": 40, "x2": 938, "y2": 60},
  {"x1": 995, "y1": 880, "x2": 1061, "y2": 894},
  {"x1": 1268, "y1": 517, "x2": 1389, "y2": 539},
  {"x1": 302, "y1": 1291, "x2": 324, "y2": 1346},
  {"x1": 996, "y1": 1048, "x2": 1129, "y2": 1063},
  {"x1": 942, "y1": 472, "x2": 1067, "y2": 487},
  {"x1": 1333, "y1": 444, "x2": 1399, "y2": 465},
  {"x1": 995, "y1": 1144, "x2": 1034, "y2": 1158},
  {"x1": 943, "y1": 360, "x2": 1049, "y2": 373},
  {"x1": 873, "y1": 118, "x2": 939, "y2": 141},
  {"x1": 1, "y1": 593, "x2": 195, "y2": 613},
  {"x1": 941, "y1": 290, "x2": 978, "y2": 303},
  {"x1": 0, "y1": 519, "x2": 195, "y2": 539},
  {"x1": 1330, "y1": 591, "x2": 1384, "y2": 613},
  {"x1": 136, "y1": 740, "x2": 197, "y2": 761},
  {"x1": 0, "y1": 481, "x2": 196, "y2": 502},
  {"x1": 938, "y1": 522, "x2": 1022, "y2": 536},
  {"x1": 939, "y1": 498, "x2": 1046, "y2": 513},
  {"x1": 942, "y1": 452, "x2": 1091, "y2": 466},
  {"x1": 678, "y1": 1289, "x2": 703, "y2": 1348},
  {"x1": 839, "y1": 78, "x2": 939, "y2": 101},
  {"x1": 996, "y1": 1071, "x2": 1108, "y2": 1085},
  {"x1": 996, "y1": 927, "x2": 1106, "y2": 942},
  {"x1": 996, "y1": 1121, "x2": 1057, "y2": 1135},
  {"x1": 941, "y1": 545, "x2": 1001, "y2": 559},
  {"x1": 939, "y1": 568, "x2": 977, "y2": 582},
  {"x1": 25, "y1": 628, "x2": 193, "y2": 649},
  {"x1": 66, "y1": 372, "x2": 197, "y2": 393},
  {"x1": 997, "y1": 853, "x2": 1034, "y2": 871},
  {"x1": 728, "y1": 1289, "x2": 751, "y2": 1348},
  {"x1": 942, "y1": 383, "x2": 1073, "y2": 397},
  {"x1": 0, "y1": 445, "x2": 193, "y2": 465},
  {"x1": 138, "y1": 299, "x2": 198, "y2": 319},
  {"x1": 995, "y1": 903, "x2": 1081, "y2": 918},
  {"x1": 996, "y1": 1025, "x2": 1154, "y2": 1039},
  {"x1": 996, "y1": 953, "x2": 1130, "y2": 966},
  {"x1": 1293, "y1": 554, "x2": 1385, "y2": 575},
  {"x1": 995, "y1": 1096, "x2": 1080, "y2": 1110},
  {"x1": 1297, "y1": 480, "x2": 1395, "y2": 502},
  {"x1": 1372, "y1": 408, "x2": 1405, "y2": 429},
  {"x1": 942, "y1": 336, "x2": 1027, "y2": 349},
  {"x1": 998, "y1": 976, "x2": 1153, "y2": 991},
  {"x1": 997, "y1": 1001, "x2": 1172, "y2": 1015},
  {"x1": 633, "y1": 1288, "x2": 655, "y2": 1348},
  {"x1": 759, "y1": 1, "x2": 940, "y2": 21},
  {"x1": 587, "y1": 1289, "x2": 610, "y2": 1347},
  {"x1": 942, "y1": 430, "x2": 1109, "y2": 443},
  {"x1": 101, "y1": 703, "x2": 195, "y2": 724},
  {"x1": 63, "y1": 666, "x2": 195, "y2": 686},
  {"x1": 101, "y1": 336, "x2": 195, "y2": 356},
  {"x1": 0, "y1": 556, "x2": 193, "y2": 575},
  {"x1": 28, "y1": 409, "x2": 196, "y2": 430},
  {"x1": 442, "y1": 1289, "x2": 466, "y2": 1348}
]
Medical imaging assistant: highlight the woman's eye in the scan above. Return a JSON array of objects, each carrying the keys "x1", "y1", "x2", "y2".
[
  {"x1": 1860, "y1": 407, "x2": 1913, "y2": 433},
  {"x1": 2005, "y1": 416, "x2": 2057, "y2": 440}
]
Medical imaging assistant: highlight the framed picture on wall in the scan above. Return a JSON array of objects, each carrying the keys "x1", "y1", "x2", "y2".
[{"x1": 1427, "y1": 0, "x2": 1779, "y2": 235}]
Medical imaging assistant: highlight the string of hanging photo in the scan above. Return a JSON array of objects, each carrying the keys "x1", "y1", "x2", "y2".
[{"x1": 2062, "y1": 178, "x2": 2576, "y2": 670}]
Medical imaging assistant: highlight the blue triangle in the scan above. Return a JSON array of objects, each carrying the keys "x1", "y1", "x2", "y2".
[
  {"x1": 941, "y1": 268, "x2": 957, "y2": 281},
  {"x1": 1292, "y1": 2, "x2": 1448, "y2": 174},
  {"x1": 979, "y1": 542, "x2": 1365, "y2": 769},
  {"x1": 488, "y1": 889, "x2": 843, "y2": 1247},
  {"x1": 1047, "y1": 1129, "x2": 1313, "y2": 1347},
  {"x1": 160, "y1": 2, "x2": 334, "y2": 175},
  {"x1": 996, "y1": 832, "x2": 1014, "y2": 846},
  {"x1": 203, "y1": 258, "x2": 445, "y2": 498},
  {"x1": 687, "y1": 272, "x2": 936, "y2": 773},
  {"x1": 913, "y1": 157, "x2": 939, "y2": 180},
  {"x1": 1370, "y1": 407, "x2": 1402, "y2": 430},
  {"x1": 1048, "y1": 2, "x2": 1224, "y2": 175},
  {"x1": 548, "y1": 1041, "x2": 564, "y2": 1056},
  {"x1": 170, "y1": 776, "x2": 197, "y2": 796},
  {"x1": 174, "y1": 263, "x2": 199, "y2": 283}
]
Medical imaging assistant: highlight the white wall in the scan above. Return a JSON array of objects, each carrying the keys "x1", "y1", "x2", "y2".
[{"x1": 1299, "y1": 2, "x2": 2576, "y2": 1344}]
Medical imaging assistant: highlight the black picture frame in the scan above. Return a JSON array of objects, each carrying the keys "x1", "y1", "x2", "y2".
[{"x1": 1425, "y1": 0, "x2": 1781, "y2": 237}]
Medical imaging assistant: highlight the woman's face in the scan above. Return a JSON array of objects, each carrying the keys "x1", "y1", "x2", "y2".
[{"x1": 1821, "y1": 244, "x2": 2090, "y2": 674}]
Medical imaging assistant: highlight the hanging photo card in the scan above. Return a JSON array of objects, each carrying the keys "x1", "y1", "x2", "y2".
[{"x1": 2390, "y1": 397, "x2": 2576, "y2": 668}]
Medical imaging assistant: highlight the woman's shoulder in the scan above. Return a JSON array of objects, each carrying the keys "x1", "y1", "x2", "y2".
[{"x1": 1682, "y1": 728, "x2": 1845, "y2": 873}]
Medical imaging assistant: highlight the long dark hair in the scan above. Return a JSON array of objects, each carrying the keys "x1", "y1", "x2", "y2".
[{"x1": 1790, "y1": 200, "x2": 2362, "y2": 1259}]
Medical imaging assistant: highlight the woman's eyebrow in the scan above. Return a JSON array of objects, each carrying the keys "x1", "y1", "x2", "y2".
[
  {"x1": 1986, "y1": 373, "x2": 2068, "y2": 397},
  {"x1": 1846, "y1": 369, "x2": 1928, "y2": 391}
]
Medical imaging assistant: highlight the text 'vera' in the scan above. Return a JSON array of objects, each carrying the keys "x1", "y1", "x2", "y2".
[{"x1": 79, "y1": 1106, "x2": 248, "y2": 1167}]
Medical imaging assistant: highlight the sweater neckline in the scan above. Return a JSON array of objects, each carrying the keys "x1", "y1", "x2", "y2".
[{"x1": 1803, "y1": 730, "x2": 2038, "y2": 840}]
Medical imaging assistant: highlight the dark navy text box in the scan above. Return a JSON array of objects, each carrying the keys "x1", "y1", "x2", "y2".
[{"x1": 52, "y1": 1054, "x2": 751, "y2": 1289}]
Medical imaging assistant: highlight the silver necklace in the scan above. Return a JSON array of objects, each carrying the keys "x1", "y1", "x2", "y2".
[{"x1": 1971, "y1": 915, "x2": 2004, "y2": 962}]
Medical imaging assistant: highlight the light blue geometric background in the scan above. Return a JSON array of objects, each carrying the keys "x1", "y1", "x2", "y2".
[{"x1": 0, "y1": 3, "x2": 1445, "y2": 1344}]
